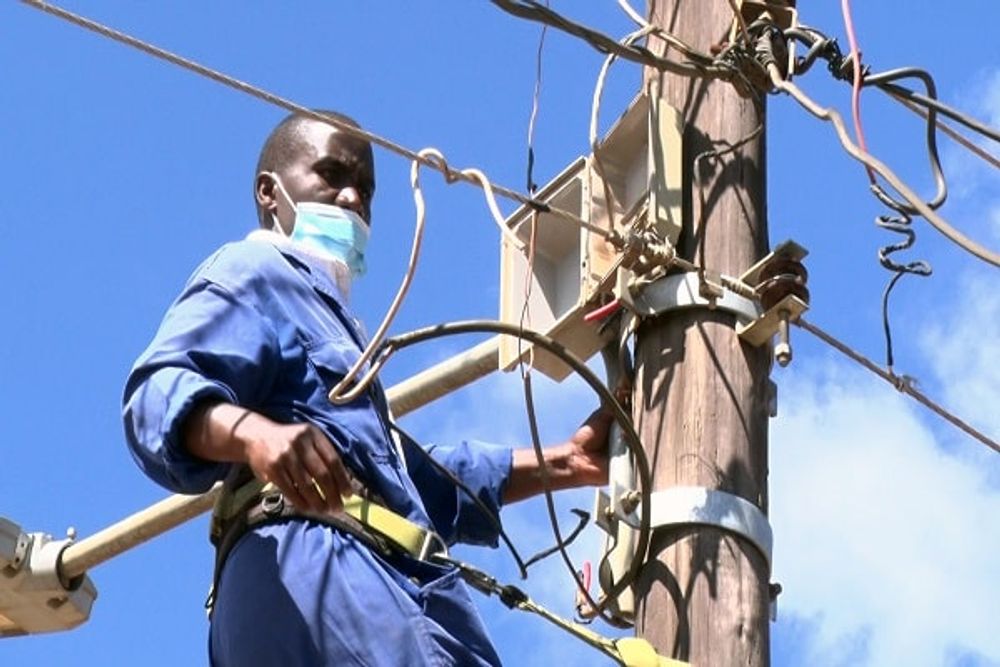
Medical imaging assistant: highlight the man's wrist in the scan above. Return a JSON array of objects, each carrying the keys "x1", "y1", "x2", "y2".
[{"x1": 184, "y1": 401, "x2": 274, "y2": 464}]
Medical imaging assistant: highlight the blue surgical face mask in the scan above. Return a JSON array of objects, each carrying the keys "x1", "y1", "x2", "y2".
[{"x1": 269, "y1": 174, "x2": 370, "y2": 278}]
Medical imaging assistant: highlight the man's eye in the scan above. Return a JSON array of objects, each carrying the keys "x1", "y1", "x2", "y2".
[{"x1": 322, "y1": 167, "x2": 344, "y2": 183}]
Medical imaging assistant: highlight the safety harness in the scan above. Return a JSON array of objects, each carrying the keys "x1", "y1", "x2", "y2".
[{"x1": 208, "y1": 472, "x2": 686, "y2": 667}]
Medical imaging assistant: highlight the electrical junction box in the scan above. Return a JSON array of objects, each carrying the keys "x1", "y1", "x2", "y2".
[
  {"x1": 498, "y1": 156, "x2": 608, "y2": 380},
  {"x1": 592, "y1": 93, "x2": 683, "y2": 252},
  {"x1": 498, "y1": 94, "x2": 684, "y2": 381}
]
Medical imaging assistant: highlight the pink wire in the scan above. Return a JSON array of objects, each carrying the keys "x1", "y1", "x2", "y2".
[{"x1": 842, "y1": 0, "x2": 876, "y2": 184}]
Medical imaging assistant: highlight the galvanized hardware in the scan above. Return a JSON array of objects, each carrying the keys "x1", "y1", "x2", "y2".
[
  {"x1": 638, "y1": 486, "x2": 773, "y2": 569},
  {"x1": 769, "y1": 582, "x2": 783, "y2": 622},
  {"x1": 766, "y1": 379, "x2": 779, "y2": 418},
  {"x1": 599, "y1": 485, "x2": 773, "y2": 570},
  {"x1": 631, "y1": 271, "x2": 763, "y2": 324},
  {"x1": 738, "y1": 240, "x2": 810, "y2": 365},
  {"x1": 260, "y1": 491, "x2": 285, "y2": 517},
  {"x1": 775, "y1": 309, "x2": 793, "y2": 366},
  {"x1": 595, "y1": 484, "x2": 774, "y2": 620}
]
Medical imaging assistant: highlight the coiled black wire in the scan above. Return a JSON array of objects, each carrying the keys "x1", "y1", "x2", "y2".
[
  {"x1": 377, "y1": 320, "x2": 653, "y2": 622},
  {"x1": 875, "y1": 213, "x2": 933, "y2": 371}
]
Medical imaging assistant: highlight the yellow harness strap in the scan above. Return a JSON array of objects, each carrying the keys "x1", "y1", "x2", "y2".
[
  {"x1": 517, "y1": 596, "x2": 687, "y2": 667},
  {"x1": 341, "y1": 493, "x2": 445, "y2": 560},
  {"x1": 214, "y1": 482, "x2": 682, "y2": 667},
  {"x1": 213, "y1": 480, "x2": 444, "y2": 561}
]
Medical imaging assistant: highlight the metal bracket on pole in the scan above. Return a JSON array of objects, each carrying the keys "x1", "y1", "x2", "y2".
[
  {"x1": 644, "y1": 487, "x2": 773, "y2": 569},
  {"x1": 630, "y1": 272, "x2": 762, "y2": 324}
]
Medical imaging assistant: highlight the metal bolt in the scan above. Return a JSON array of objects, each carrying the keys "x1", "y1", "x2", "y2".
[
  {"x1": 775, "y1": 309, "x2": 792, "y2": 367},
  {"x1": 619, "y1": 490, "x2": 641, "y2": 515}
]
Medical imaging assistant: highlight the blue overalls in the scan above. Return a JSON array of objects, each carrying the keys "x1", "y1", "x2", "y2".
[{"x1": 124, "y1": 238, "x2": 511, "y2": 666}]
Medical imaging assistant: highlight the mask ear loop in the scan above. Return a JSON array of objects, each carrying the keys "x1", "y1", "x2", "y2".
[{"x1": 264, "y1": 172, "x2": 295, "y2": 236}]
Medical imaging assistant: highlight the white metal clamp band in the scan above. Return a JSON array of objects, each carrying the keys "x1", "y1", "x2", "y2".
[
  {"x1": 631, "y1": 272, "x2": 761, "y2": 324},
  {"x1": 632, "y1": 486, "x2": 773, "y2": 569}
]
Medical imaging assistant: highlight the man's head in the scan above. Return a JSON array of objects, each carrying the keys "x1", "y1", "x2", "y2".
[{"x1": 254, "y1": 111, "x2": 376, "y2": 232}]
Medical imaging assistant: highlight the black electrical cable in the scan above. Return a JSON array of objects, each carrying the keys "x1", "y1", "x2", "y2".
[
  {"x1": 393, "y1": 418, "x2": 591, "y2": 576},
  {"x1": 489, "y1": 0, "x2": 731, "y2": 80},
  {"x1": 521, "y1": 509, "x2": 590, "y2": 569},
  {"x1": 388, "y1": 420, "x2": 530, "y2": 579},
  {"x1": 524, "y1": 1, "x2": 548, "y2": 195},
  {"x1": 375, "y1": 320, "x2": 652, "y2": 619},
  {"x1": 861, "y1": 67, "x2": 948, "y2": 214},
  {"x1": 780, "y1": 28, "x2": 947, "y2": 365},
  {"x1": 520, "y1": 371, "x2": 612, "y2": 622},
  {"x1": 790, "y1": 25, "x2": 1000, "y2": 150},
  {"x1": 875, "y1": 213, "x2": 932, "y2": 371},
  {"x1": 875, "y1": 81, "x2": 1000, "y2": 145},
  {"x1": 785, "y1": 26, "x2": 841, "y2": 76}
]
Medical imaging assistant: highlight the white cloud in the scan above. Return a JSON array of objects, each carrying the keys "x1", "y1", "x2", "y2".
[
  {"x1": 771, "y1": 281, "x2": 1000, "y2": 665},
  {"x1": 772, "y1": 67, "x2": 1000, "y2": 665},
  {"x1": 921, "y1": 271, "x2": 1000, "y2": 442}
]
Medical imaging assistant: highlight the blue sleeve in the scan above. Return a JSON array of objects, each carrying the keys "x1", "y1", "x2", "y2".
[
  {"x1": 123, "y1": 275, "x2": 281, "y2": 494},
  {"x1": 402, "y1": 435, "x2": 513, "y2": 547}
]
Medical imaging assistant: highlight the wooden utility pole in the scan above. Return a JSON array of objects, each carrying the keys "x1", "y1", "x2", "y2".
[{"x1": 634, "y1": 1, "x2": 774, "y2": 664}]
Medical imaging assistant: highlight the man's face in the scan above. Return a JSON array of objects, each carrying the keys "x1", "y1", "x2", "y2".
[{"x1": 258, "y1": 120, "x2": 376, "y2": 233}]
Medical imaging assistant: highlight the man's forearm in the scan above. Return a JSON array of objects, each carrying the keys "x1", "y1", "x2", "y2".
[
  {"x1": 182, "y1": 401, "x2": 269, "y2": 464},
  {"x1": 503, "y1": 445, "x2": 585, "y2": 504}
]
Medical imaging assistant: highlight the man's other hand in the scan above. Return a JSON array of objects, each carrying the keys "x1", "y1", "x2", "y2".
[
  {"x1": 184, "y1": 402, "x2": 353, "y2": 514},
  {"x1": 242, "y1": 420, "x2": 354, "y2": 514}
]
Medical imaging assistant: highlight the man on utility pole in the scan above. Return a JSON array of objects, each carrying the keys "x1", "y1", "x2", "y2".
[
  {"x1": 122, "y1": 111, "x2": 614, "y2": 666},
  {"x1": 634, "y1": 1, "x2": 776, "y2": 664}
]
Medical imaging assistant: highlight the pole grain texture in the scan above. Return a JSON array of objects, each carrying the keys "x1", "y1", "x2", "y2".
[{"x1": 635, "y1": 1, "x2": 774, "y2": 664}]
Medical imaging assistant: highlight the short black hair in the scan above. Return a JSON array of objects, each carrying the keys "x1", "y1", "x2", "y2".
[{"x1": 254, "y1": 110, "x2": 360, "y2": 226}]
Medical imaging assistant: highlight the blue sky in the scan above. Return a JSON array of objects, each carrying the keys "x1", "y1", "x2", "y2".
[{"x1": 1, "y1": 2, "x2": 997, "y2": 666}]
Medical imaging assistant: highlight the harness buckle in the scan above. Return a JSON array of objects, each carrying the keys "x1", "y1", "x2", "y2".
[
  {"x1": 260, "y1": 491, "x2": 285, "y2": 517},
  {"x1": 417, "y1": 529, "x2": 448, "y2": 561}
]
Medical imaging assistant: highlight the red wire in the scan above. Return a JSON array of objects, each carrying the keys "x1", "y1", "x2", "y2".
[
  {"x1": 583, "y1": 298, "x2": 621, "y2": 323},
  {"x1": 842, "y1": 0, "x2": 877, "y2": 185}
]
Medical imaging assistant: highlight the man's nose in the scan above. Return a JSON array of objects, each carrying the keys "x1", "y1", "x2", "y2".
[{"x1": 335, "y1": 187, "x2": 363, "y2": 213}]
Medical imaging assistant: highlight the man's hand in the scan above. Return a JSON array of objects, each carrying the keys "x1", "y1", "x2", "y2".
[
  {"x1": 504, "y1": 407, "x2": 615, "y2": 504},
  {"x1": 241, "y1": 420, "x2": 354, "y2": 514},
  {"x1": 184, "y1": 401, "x2": 353, "y2": 514},
  {"x1": 563, "y1": 407, "x2": 614, "y2": 488}
]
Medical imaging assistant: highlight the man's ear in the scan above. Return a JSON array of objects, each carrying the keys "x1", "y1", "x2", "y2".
[{"x1": 255, "y1": 172, "x2": 277, "y2": 211}]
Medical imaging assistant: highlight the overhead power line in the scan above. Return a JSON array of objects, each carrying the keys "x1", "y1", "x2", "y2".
[
  {"x1": 490, "y1": 0, "x2": 731, "y2": 80},
  {"x1": 797, "y1": 318, "x2": 999, "y2": 455},
  {"x1": 18, "y1": 0, "x2": 613, "y2": 242},
  {"x1": 875, "y1": 81, "x2": 1000, "y2": 145},
  {"x1": 763, "y1": 56, "x2": 1000, "y2": 268},
  {"x1": 887, "y1": 94, "x2": 1000, "y2": 171}
]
